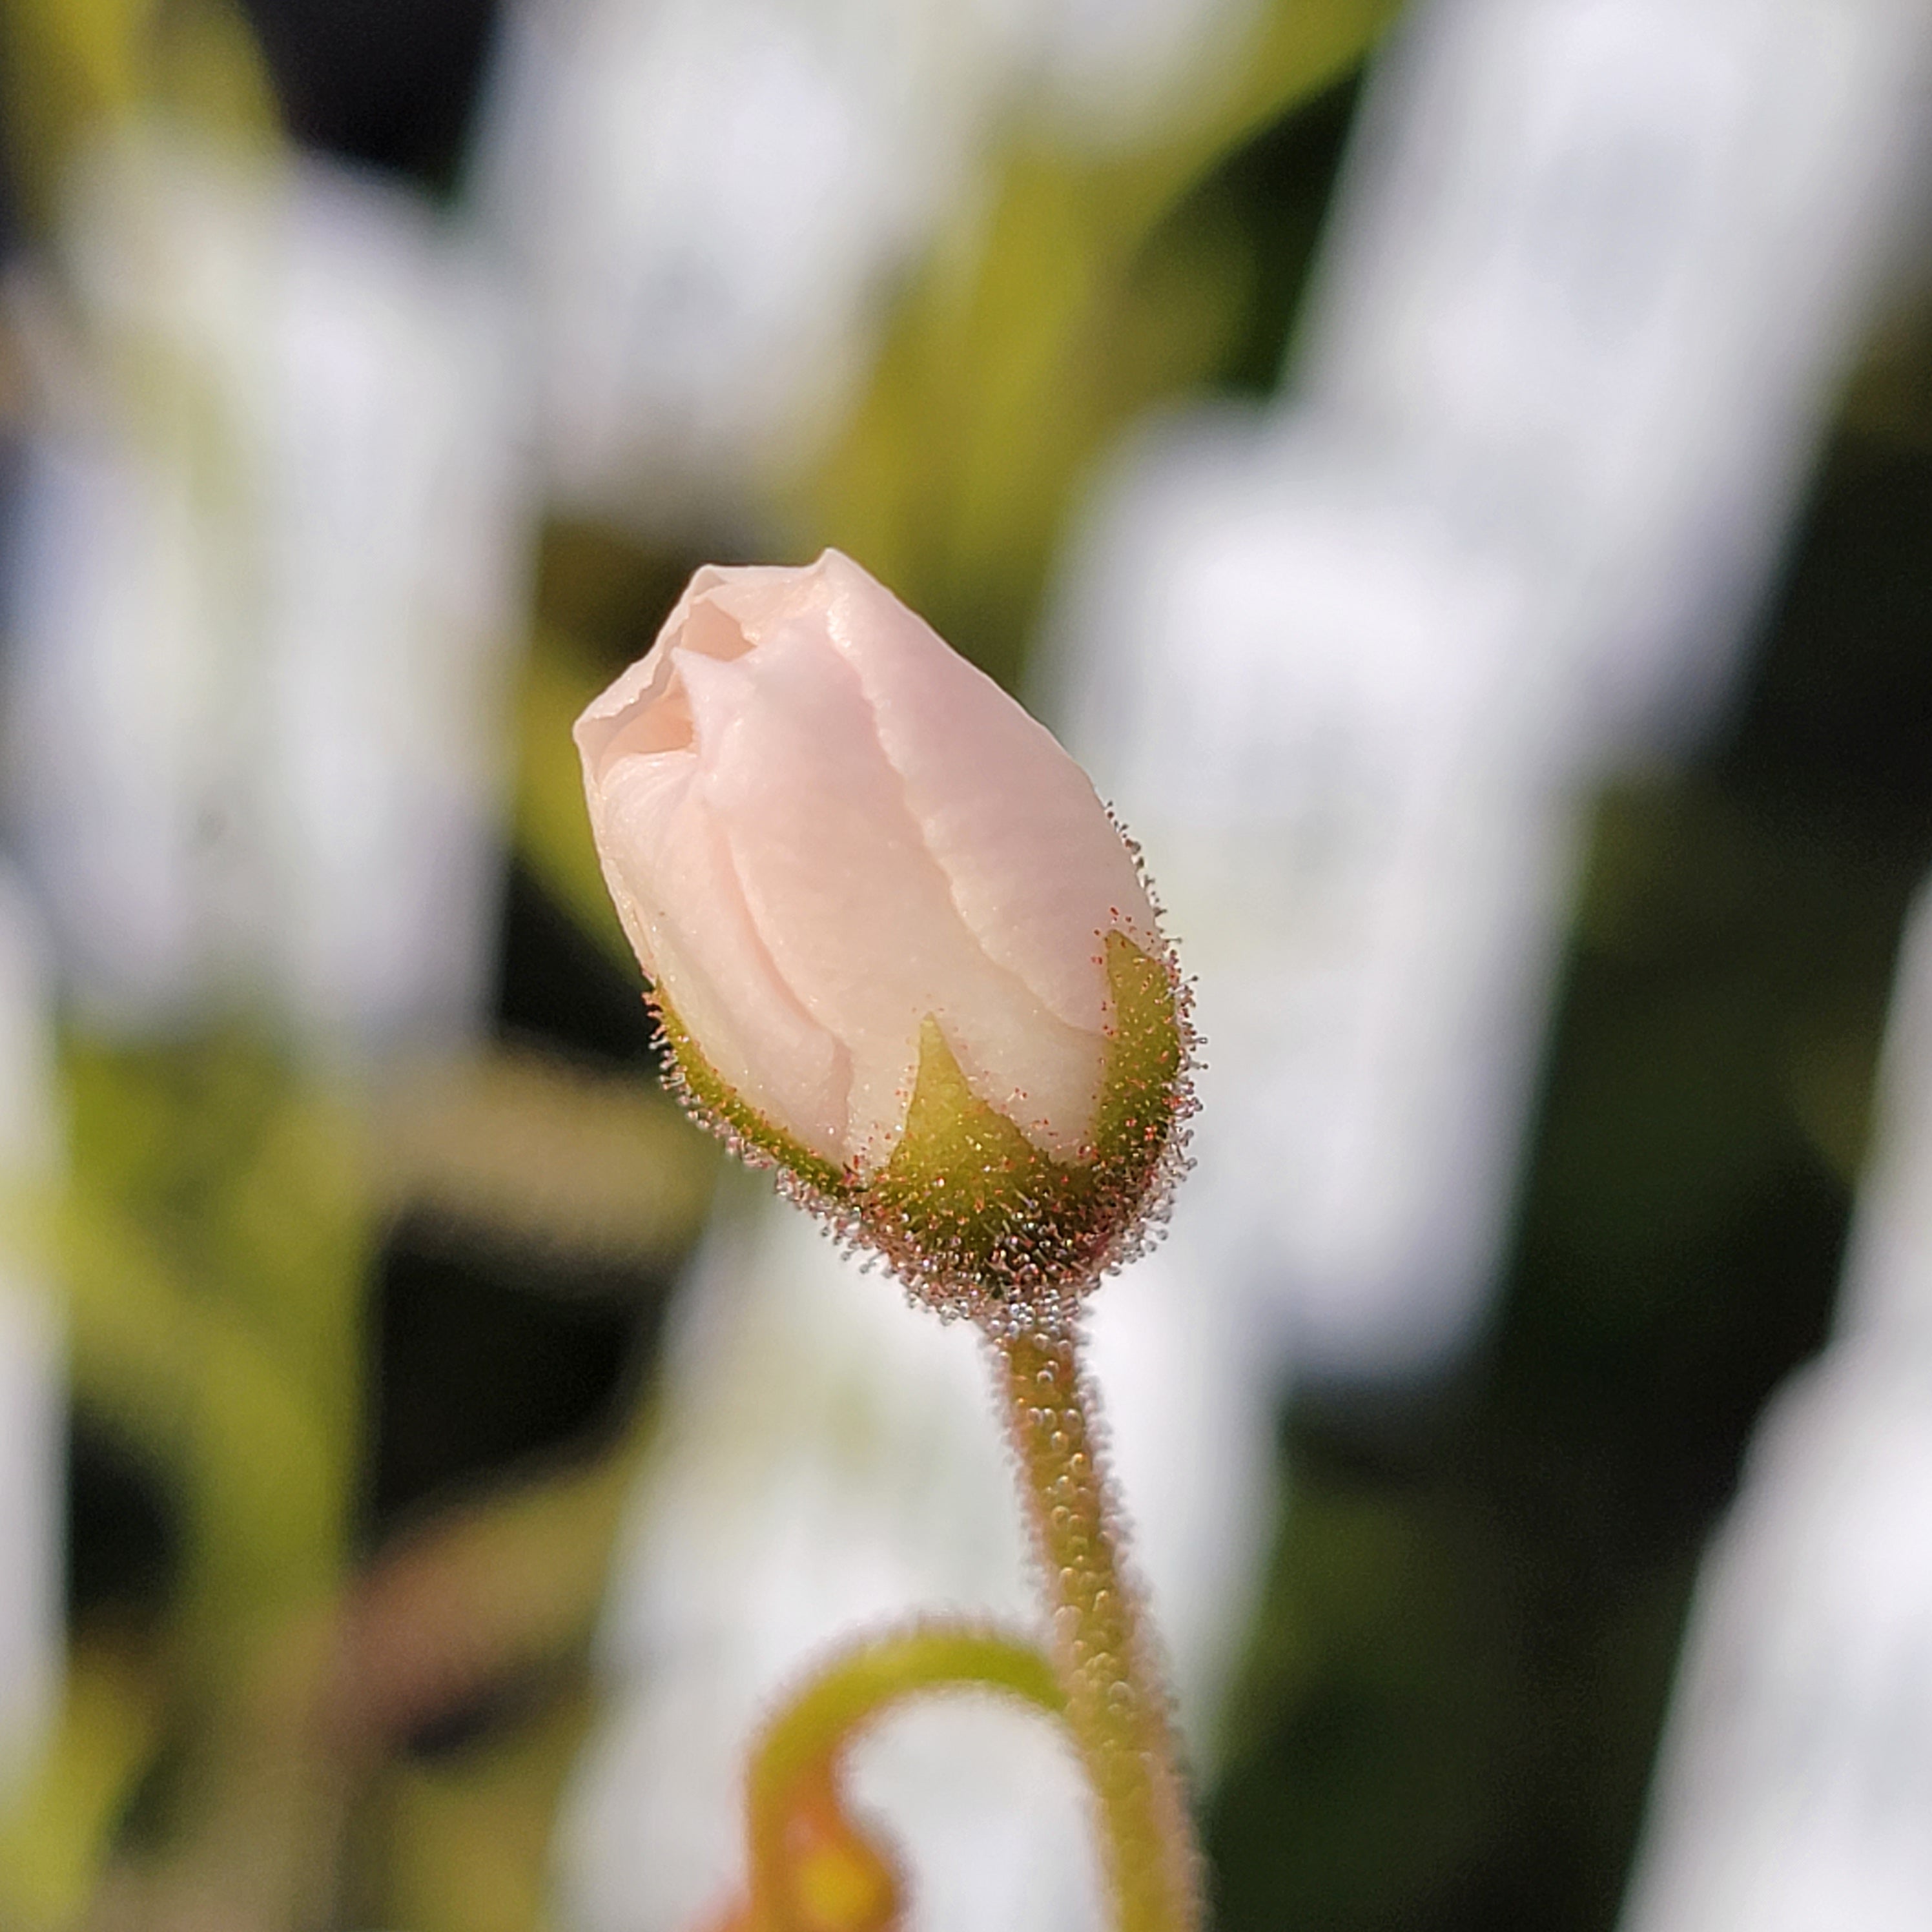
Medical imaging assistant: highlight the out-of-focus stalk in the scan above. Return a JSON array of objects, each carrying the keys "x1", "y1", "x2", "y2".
[{"x1": 712, "y1": 1624, "x2": 1064, "y2": 1932}]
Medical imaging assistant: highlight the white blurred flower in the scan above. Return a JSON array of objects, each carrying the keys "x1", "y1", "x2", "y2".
[
  {"x1": 2, "y1": 123, "x2": 534, "y2": 1060},
  {"x1": 1621, "y1": 1347, "x2": 1932, "y2": 1932},
  {"x1": 1043, "y1": 0, "x2": 1932, "y2": 1384},
  {"x1": 472, "y1": 0, "x2": 1269, "y2": 534},
  {"x1": 1045, "y1": 409, "x2": 1577, "y2": 1379},
  {"x1": 558, "y1": 1197, "x2": 1084, "y2": 1932},
  {"x1": 473, "y1": 0, "x2": 1025, "y2": 531},
  {"x1": 1297, "y1": 0, "x2": 1932, "y2": 754},
  {"x1": 1621, "y1": 883, "x2": 1932, "y2": 1932},
  {"x1": 1029, "y1": 0, "x2": 1264, "y2": 147}
]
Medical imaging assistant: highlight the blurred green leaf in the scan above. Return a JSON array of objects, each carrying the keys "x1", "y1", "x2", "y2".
[
  {"x1": 0, "y1": 0, "x2": 277, "y2": 232},
  {"x1": 795, "y1": 0, "x2": 1401, "y2": 688},
  {"x1": 514, "y1": 624, "x2": 635, "y2": 971},
  {"x1": 0, "y1": 1632, "x2": 165, "y2": 1931}
]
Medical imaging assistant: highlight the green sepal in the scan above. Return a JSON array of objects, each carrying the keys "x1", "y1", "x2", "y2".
[
  {"x1": 866, "y1": 932, "x2": 1184, "y2": 1305},
  {"x1": 655, "y1": 932, "x2": 1187, "y2": 1309}
]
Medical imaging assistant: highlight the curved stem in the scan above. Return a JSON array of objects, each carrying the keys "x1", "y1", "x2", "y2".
[
  {"x1": 730, "y1": 1623, "x2": 1065, "y2": 1932},
  {"x1": 989, "y1": 1319, "x2": 1200, "y2": 1932}
]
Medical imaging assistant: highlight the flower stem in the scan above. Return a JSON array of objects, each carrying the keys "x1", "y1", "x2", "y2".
[
  {"x1": 990, "y1": 1320, "x2": 1200, "y2": 1932},
  {"x1": 730, "y1": 1623, "x2": 1065, "y2": 1932}
]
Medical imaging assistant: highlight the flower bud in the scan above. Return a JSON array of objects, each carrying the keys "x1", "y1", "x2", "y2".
[{"x1": 573, "y1": 550, "x2": 1190, "y2": 1315}]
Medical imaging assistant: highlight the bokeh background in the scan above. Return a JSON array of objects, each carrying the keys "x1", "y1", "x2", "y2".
[{"x1": 0, "y1": 0, "x2": 1929, "y2": 1928}]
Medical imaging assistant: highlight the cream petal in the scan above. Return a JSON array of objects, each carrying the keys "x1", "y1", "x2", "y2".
[
  {"x1": 594, "y1": 737, "x2": 848, "y2": 1165},
  {"x1": 679, "y1": 632, "x2": 1106, "y2": 1166},
  {"x1": 814, "y1": 550, "x2": 1158, "y2": 1034},
  {"x1": 573, "y1": 634, "x2": 680, "y2": 770},
  {"x1": 699, "y1": 562, "x2": 829, "y2": 646}
]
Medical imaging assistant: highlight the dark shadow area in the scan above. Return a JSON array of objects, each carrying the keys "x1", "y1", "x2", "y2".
[
  {"x1": 492, "y1": 859, "x2": 664, "y2": 1074},
  {"x1": 237, "y1": 0, "x2": 503, "y2": 194},
  {"x1": 362, "y1": 1212, "x2": 667, "y2": 1539}
]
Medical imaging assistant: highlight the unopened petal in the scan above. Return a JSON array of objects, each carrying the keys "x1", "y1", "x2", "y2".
[
  {"x1": 573, "y1": 637, "x2": 680, "y2": 770},
  {"x1": 698, "y1": 562, "x2": 828, "y2": 647},
  {"x1": 586, "y1": 694, "x2": 848, "y2": 1166},
  {"x1": 815, "y1": 551, "x2": 1157, "y2": 1035},
  {"x1": 679, "y1": 629, "x2": 1106, "y2": 1166}
]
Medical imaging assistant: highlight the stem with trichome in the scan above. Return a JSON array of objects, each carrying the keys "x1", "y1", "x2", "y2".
[{"x1": 989, "y1": 1316, "x2": 1200, "y2": 1932}]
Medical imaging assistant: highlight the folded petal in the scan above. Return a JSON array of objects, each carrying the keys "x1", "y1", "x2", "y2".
[
  {"x1": 589, "y1": 692, "x2": 848, "y2": 1166},
  {"x1": 815, "y1": 550, "x2": 1158, "y2": 1034},
  {"x1": 679, "y1": 628, "x2": 1105, "y2": 1166}
]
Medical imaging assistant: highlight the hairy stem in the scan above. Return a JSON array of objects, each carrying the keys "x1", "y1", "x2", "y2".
[{"x1": 991, "y1": 1321, "x2": 1200, "y2": 1932}]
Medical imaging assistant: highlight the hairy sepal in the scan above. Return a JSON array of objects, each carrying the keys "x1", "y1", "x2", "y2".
[{"x1": 655, "y1": 932, "x2": 1195, "y2": 1319}]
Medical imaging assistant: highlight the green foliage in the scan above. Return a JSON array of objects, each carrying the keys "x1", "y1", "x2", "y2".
[
  {"x1": 0, "y1": 1034, "x2": 365, "y2": 1927},
  {"x1": 795, "y1": 0, "x2": 1403, "y2": 691},
  {"x1": 0, "y1": 0, "x2": 276, "y2": 232}
]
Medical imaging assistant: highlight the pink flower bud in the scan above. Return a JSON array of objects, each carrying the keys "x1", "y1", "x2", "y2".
[{"x1": 574, "y1": 550, "x2": 1191, "y2": 1316}]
